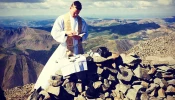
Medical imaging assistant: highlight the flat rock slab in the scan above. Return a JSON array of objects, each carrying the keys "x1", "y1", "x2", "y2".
[
  {"x1": 118, "y1": 83, "x2": 131, "y2": 94},
  {"x1": 126, "y1": 89, "x2": 138, "y2": 100},
  {"x1": 158, "y1": 88, "x2": 165, "y2": 98},
  {"x1": 120, "y1": 53, "x2": 141, "y2": 66},
  {"x1": 157, "y1": 66, "x2": 172, "y2": 72},
  {"x1": 117, "y1": 67, "x2": 133, "y2": 82},
  {"x1": 46, "y1": 86, "x2": 60, "y2": 96}
]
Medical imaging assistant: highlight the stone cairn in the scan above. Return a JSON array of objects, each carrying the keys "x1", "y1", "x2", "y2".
[{"x1": 29, "y1": 51, "x2": 175, "y2": 100}]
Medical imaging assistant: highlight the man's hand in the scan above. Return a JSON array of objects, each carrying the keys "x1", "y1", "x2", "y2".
[
  {"x1": 66, "y1": 31, "x2": 77, "y2": 36},
  {"x1": 66, "y1": 31, "x2": 84, "y2": 40}
]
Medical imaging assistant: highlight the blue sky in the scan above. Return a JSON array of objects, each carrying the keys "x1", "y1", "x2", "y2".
[{"x1": 0, "y1": 0, "x2": 175, "y2": 19}]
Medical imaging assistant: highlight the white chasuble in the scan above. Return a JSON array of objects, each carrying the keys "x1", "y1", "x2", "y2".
[{"x1": 34, "y1": 12, "x2": 88, "y2": 90}]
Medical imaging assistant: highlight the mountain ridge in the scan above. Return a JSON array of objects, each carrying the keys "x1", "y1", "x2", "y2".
[{"x1": 1, "y1": 54, "x2": 43, "y2": 90}]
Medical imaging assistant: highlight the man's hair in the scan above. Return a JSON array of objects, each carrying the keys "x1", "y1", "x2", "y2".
[{"x1": 71, "y1": 1, "x2": 82, "y2": 10}]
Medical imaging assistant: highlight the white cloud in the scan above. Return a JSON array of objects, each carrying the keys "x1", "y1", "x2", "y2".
[
  {"x1": 0, "y1": 0, "x2": 70, "y2": 9},
  {"x1": 0, "y1": 2, "x2": 48, "y2": 9},
  {"x1": 157, "y1": 0, "x2": 172, "y2": 5},
  {"x1": 42, "y1": 0, "x2": 69, "y2": 9},
  {"x1": 93, "y1": 1, "x2": 154, "y2": 9},
  {"x1": 136, "y1": 1, "x2": 153, "y2": 9},
  {"x1": 0, "y1": 0, "x2": 174, "y2": 18},
  {"x1": 138, "y1": 1, "x2": 152, "y2": 7},
  {"x1": 0, "y1": 0, "x2": 46, "y2": 3}
]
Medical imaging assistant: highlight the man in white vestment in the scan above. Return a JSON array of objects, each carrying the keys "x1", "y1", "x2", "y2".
[{"x1": 33, "y1": 0, "x2": 88, "y2": 92}]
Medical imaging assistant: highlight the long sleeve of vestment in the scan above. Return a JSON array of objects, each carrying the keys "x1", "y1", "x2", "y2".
[{"x1": 51, "y1": 15, "x2": 67, "y2": 43}]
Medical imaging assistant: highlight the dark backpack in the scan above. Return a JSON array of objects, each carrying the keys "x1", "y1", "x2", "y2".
[{"x1": 96, "y1": 47, "x2": 112, "y2": 58}]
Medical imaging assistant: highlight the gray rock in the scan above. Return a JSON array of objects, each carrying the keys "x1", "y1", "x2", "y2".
[
  {"x1": 104, "y1": 79, "x2": 110, "y2": 88},
  {"x1": 166, "y1": 96, "x2": 175, "y2": 100},
  {"x1": 140, "y1": 68, "x2": 151, "y2": 81},
  {"x1": 140, "y1": 92, "x2": 149, "y2": 100},
  {"x1": 74, "y1": 95, "x2": 86, "y2": 100},
  {"x1": 46, "y1": 86, "x2": 60, "y2": 96},
  {"x1": 96, "y1": 64, "x2": 102, "y2": 67},
  {"x1": 99, "y1": 93, "x2": 105, "y2": 100},
  {"x1": 120, "y1": 91, "x2": 124, "y2": 100},
  {"x1": 108, "y1": 74, "x2": 116, "y2": 81},
  {"x1": 51, "y1": 80, "x2": 63, "y2": 87},
  {"x1": 62, "y1": 79, "x2": 69, "y2": 87},
  {"x1": 149, "y1": 96, "x2": 161, "y2": 100},
  {"x1": 120, "y1": 53, "x2": 141, "y2": 66},
  {"x1": 160, "y1": 79, "x2": 168, "y2": 88},
  {"x1": 112, "y1": 63, "x2": 116, "y2": 68},
  {"x1": 76, "y1": 83, "x2": 83, "y2": 93},
  {"x1": 105, "y1": 98, "x2": 112, "y2": 100},
  {"x1": 154, "y1": 78, "x2": 161, "y2": 85},
  {"x1": 104, "y1": 67, "x2": 118, "y2": 74},
  {"x1": 64, "y1": 75, "x2": 71, "y2": 79},
  {"x1": 150, "y1": 89, "x2": 156, "y2": 97},
  {"x1": 114, "y1": 97, "x2": 120, "y2": 100},
  {"x1": 104, "y1": 92, "x2": 109, "y2": 98},
  {"x1": 65, "y1": 82, "x2": 76, "y2": 95},
  {"x1": 119, "y1": 83, "x2": 130, "y2": 94},
  {"x1": 96, "y1": 97, "x2": 103, "y2": 100},
  {"x1": 146, "y1": 83, "x2": 159, "y2": 93},
  {"x1": 132, "y1": 81, "x2": 142, "y2": 85},
  {"x1": 93, "y1": 81, "x2": 102, "y2": 89},
  {"x1": 123, "y1": 98, "x2": 130, "y2": 100},
  {"x1": 107, "y1": 52, "x2": 120, "y2": 60},
  {"x1": 133, "y1": 64, "x2": 142, "y2": 78},
  {"x1": 166, "y1": 85, "x2": 175, "y2": 93},
  {"x1": 39, "y1": 90, "x2": 50, "y2": 100},
  {"x1": 51, "y1": 75, "x2": 62, "y2": 80},
  {"x1": 97, "y1": 67, "x2": 104, "y2": 75},
  {"x1": 102, "y1": 85, "x2": 109, "y2": 92},
  {"x1": 141, "y1": 81, "x2": 149, "y2": 88},
  {"x1": 126, "y1": 89, "x2": 138, "y2": 100},
  {"x1": 132, "y1": 85, "x2": 143, "y2": 91},
  {"x1": 167, "y1": 79, "x2": 175, "y2": 85},
  {"x1": 92, "y1": 55, "x2": 108, "y2": 63},
  {"x1": 117, "y1": 67, "x2": 133, "y2": 82},
  {"x1": 111, "y1": 90, "x2": 117, "y2": 97},
  {"x1": 157, "y1": 66, "x2": 172, "y2": 72},
  {"x1": 115, "y1": 84, "x2": 120, "y2": 93},
  {"x1": 162, "y1": 73, "x2": 174, "y2": 78},
  {"x1": 158, "y1": 88, "x2": 165, "y2": 98},
  {"x1": 147, "y1": 67, "x2": 156, "y2": 75}
]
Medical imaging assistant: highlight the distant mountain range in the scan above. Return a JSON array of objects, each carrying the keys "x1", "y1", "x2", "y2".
[
  {"x1": 0, "y1": 16, "x2": 175, "y2": 28},
  {"x1": 0, "y1": 27, "x2": 57, "y2": 49}
]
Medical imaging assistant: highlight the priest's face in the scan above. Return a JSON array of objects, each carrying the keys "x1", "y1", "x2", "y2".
[{"x1": 70, "y1": 6, "x2": 80, "y2": 18}]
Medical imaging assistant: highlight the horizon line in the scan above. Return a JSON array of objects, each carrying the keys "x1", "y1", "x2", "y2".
[{"x1": 0, "y1": 15, "x2": 175, "y2": 20}]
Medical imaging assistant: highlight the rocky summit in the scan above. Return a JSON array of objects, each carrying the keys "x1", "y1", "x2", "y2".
[
  {"x1": 126, "y1": 32, "x2": 175, "y2": 61},
  {"x1": 4, "y1": 49, "x2": 175, "y2": 100},
  {"x1": 3, "y1": 27, "x2": 175, "y2": 100}
]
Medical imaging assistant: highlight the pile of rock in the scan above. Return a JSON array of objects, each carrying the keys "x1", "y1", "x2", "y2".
[
  {"x1": 29, "y1": 52, "x2": 175, "y2": 100},
  {"x1": 126, "y1": 33, "x2": 175, "y2": 60}
]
